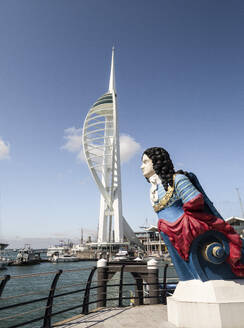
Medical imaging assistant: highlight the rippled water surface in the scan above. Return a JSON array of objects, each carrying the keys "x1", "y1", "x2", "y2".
[{"x1": 0, "y1": 251, "x2": 177, "y2": 328}]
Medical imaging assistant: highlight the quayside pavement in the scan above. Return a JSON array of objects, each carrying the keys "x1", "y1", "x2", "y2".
[{"x1": 54, "y1": 304, "x2": 176, "y2": 328}]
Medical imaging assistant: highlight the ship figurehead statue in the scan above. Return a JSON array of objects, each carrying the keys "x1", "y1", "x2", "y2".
[{"x1": 141, "y1": 147, "x2": 244, "y2": 281}]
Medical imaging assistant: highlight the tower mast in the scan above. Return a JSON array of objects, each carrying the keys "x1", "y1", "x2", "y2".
[{"x1": 109, "y1": 46, "x2": 116, "y2": 93}]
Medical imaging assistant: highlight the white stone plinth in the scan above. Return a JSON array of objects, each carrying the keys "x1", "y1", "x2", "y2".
[{"x1": 168, "y1": 279, "x2": 244, "y2": 328}]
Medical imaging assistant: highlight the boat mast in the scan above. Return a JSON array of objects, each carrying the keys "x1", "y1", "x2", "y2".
[
  {"x1": 236, "y1": 188, "x2": 244, "y2": 218},
  {"x1": 80, "y1": 228, "x2": 83, "y2": 245}
]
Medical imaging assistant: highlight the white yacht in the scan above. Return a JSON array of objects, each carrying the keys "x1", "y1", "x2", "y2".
[
  {"x1": 47, "y1": 241, "x2": 79, "y2": 262},
  {"x1": 50, "y1": 252, "x2": 79, "y2": 263},
  {"x1": 47, "y1": 241, "x2": 73, "y2": 258},
  {"x1": 112, "y1": 248, "x2": 135, "y2": 261}
]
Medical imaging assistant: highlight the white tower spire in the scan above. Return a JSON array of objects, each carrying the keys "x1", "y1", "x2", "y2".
[{"x1": 108, "y1": 46, "x2": 116, "y2": 93}]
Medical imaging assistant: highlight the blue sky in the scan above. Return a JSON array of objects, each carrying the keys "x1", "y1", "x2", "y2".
[{"x1": 0, "y1": 1, "x2": 244, "y2": 247}]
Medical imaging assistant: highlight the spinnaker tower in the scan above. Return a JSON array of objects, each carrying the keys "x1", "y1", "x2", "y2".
[{"x1": 82, "y1": 48, "x2": 140, "y2": 246}]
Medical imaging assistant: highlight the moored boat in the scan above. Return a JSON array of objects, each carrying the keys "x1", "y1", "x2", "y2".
[
  {"x1": 11, "y1": 244, "x2": 41, "y2": 265},
  {"x1": 47, "y1": 240, "x2": 73, "y2": 258},
  {"x1": 112, "y1": 248, "x2": 135, "y2": 261},
  {"x1": 50, "y1": 252, "x2": 79, "y2": 263}
]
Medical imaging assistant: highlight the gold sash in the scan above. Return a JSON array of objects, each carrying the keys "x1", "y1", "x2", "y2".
[{"x1": 153, "y1": 174, "x2": 176, "y2": 213}]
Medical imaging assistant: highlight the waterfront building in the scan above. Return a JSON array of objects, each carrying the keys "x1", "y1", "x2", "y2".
[
  {"x1": 135, "y1": 227, "x2": 167, "y2": 257},
  {"x1": 226, "y1": 216, "x2": 244, "y2": 238}
]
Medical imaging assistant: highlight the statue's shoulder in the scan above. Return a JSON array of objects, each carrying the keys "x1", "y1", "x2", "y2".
[
  {"x1": 174, "y1": 173, "x2": 188, "y2": 181},
  {"x1": 174, "y1": 172, "x2": 204, "y2": 194},
  {"x1": 185, "y1": 172, "x2": 224, "y2": 220},
  {"x1": 174, "y1": 173, "x2": 191, "y2": 186}
]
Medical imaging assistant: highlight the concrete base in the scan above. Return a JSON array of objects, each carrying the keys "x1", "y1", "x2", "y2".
[{"x1": 167, "y1": 279, "x2": 244, "y2": 328}]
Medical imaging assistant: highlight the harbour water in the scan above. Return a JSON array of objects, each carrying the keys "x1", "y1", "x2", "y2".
[{"x1": 0, "y1": 250, "x2": 177, "y2": 328}]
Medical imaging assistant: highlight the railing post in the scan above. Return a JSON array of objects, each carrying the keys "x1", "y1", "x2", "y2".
[
  {"x1": 147, "y1": 259, "x2": 159, "y2": 305},
  {"x1": 118, "y1": 264, "x2": 125, "y2": 307},
  {"x1": 82, "y1": 266, "x2": 97, "y2": 315},
  {"x1": 0, "y1": 274, "x2": 10, "y2": 297},
  {"x1": 133, "y1": 273, "x2": 143, "y2": 306},
  {"x1": 162, "y1": 263, "x2": 169, "y2": 304},
  {"x1": 97, "y1": 258, "x2": 107, "y2": 309},
  {"x1": 43, "y1": 269, "x2": 63, "y2": 328}
]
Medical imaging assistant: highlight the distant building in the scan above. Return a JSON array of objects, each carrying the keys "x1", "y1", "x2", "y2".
[
  {"x1": 135, "y1": 226, "x2": 167, "y2": 257},
  {"x1": 226, "y1": 217, "x2": 244, "y2": 238}
]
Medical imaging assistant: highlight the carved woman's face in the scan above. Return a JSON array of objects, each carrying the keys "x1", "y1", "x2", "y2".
[{"x1": 141, "y1": 154, "x2": 155, "y2": 179}]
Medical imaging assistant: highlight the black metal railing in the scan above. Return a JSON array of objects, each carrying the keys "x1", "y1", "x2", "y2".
[{"x1": 0, "y1": 262, "x2": 178, "y2": 328}]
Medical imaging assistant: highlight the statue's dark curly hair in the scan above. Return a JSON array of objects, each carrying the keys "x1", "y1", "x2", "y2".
[{"x1": 142, "y1": 147, "x2": 175, "y2": 191}]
